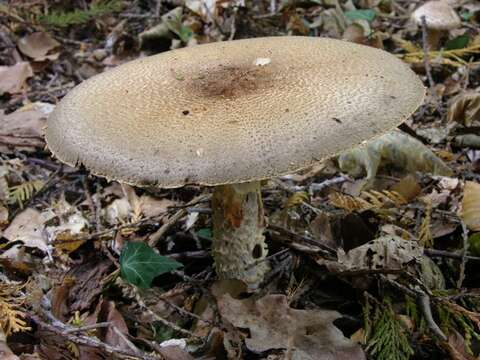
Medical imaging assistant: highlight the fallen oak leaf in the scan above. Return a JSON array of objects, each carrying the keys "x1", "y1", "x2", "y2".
[
  {"x1": 3, "y1": 208, "x2": 51, "y2": 253},
  {"x1": 447, "y1": 91, "x2": 480, "y2": 127},
  {"x1": 0, "y1": 102, "x2": 54, "y2": 153},
  {"x1": 17, "y1": 32, "x2": 60, "y2": 61},
  {"x1": 0, "y1": 62, "x2": 33, "y2": 95},
  {"x1": 218, "y1": 294, "x2": 365, "y2": 360}
]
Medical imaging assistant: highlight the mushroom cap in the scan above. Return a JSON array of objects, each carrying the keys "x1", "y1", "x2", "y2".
[
  {"x1": 46, "y1": 36, "x2": 425, "y2": 188},
  {"x1": 412, "y1": 1, "x2": 461, "y2": 30}
]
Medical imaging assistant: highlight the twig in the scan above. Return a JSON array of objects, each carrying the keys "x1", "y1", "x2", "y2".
[
  {"x1": 267, "y1": 224, "x2": 337, "y2": 257},
  {"x1": 424, "y1": 248, "x2": 480, "y2": 261},
  {"x1": 159, "y1": 297, "x2": 214, "y2": 325},
  {"x1": 31, "y1": 314, "x2": 160, "y2": 360},
  {"x1": 111, "y1": 325, "x2": 143, "y2": 356},
  {"x1": 420, "y1": 16, "x2": 435, "y2": 89},
  {"x1": 380, "y1": 276, "x2": 447, "y2": 341},
  {"x1": 456, "y1": 220, "x2": 469, "y2": 289},
  {"x1": 417, "y1": 292, "x2": 447, "y2": 341},
  {"x1": 148, "y1": 194, "x2": 210, "y2": 247},
  {"x1": 135, "y1": 293, "x2": 202, "y2": 340},
  {"x1": 65, "y1": 322, "x2": 112, "y2": 333}
]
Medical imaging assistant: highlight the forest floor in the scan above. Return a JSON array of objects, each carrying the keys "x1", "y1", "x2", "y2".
[{"x1": 0, "y1": 0, "x2": 480, "y2": 359}]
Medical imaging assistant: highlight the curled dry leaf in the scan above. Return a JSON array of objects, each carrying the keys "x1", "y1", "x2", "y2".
[
  {"x1": 461, "y1": 181, "x2": 480, "y2": 231},
  {"x1": 3, "y1": 208, "x2": 51, "y2": 253},
  {"x1": 338, "y1": 130, "x2": 453, "y2": 188},
  {"x1": 337, "y1": 235, "x2": 423, "y2": 272},
  {"x1": 17, "y1": 32, "x2": 60, "y2": 61},
  {"x1": 0, "y1": 102, "x2": 54, "y2": 153},
  {"x1": 0, "y1": 62, "x2": 33, "y2": 95},
  {"x1": 218, "y1": 294, "x2": 365, "y2": 360},
  {"x1": 447, "y1": 91, "x2": 480, "y2": 127}
]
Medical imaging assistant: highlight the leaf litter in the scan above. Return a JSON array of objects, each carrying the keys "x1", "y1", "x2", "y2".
[{"x1": 0, "y1": 0, "x2": 480, "y2": 359}]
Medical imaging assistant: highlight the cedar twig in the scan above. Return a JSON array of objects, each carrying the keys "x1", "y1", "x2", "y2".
[{"x1": 379, "y1": 276, "x2": 447, "y2": 341}]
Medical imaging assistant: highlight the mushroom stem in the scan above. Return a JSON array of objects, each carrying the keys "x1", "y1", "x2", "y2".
[
  {"x1": 211, "y1": 181, "x2": 269, "y2": 289},
  {"x1": 427, "y1": 29, "x2": 442, "y2": 50}
]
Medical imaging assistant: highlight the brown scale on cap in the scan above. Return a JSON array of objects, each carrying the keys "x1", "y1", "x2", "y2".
[{"x1": 190, "y1": 64, "x2": 276, "y2": 99}]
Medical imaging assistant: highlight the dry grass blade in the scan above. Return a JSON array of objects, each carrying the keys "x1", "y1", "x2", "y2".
[
  {"x1": 419, "y1": 199, "x2": 433, "y2": 248},
  {"x1": 461, "y1": 182, "x2": 480, "y2": 231}
]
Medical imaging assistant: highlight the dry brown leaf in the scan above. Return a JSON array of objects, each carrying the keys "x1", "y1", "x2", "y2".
[
  {"x1": 98, "y1": 301, "x2": 131, "y2": 351},
  {"x1": 0, "y1": 62, "x2": 33, "y2": 95},
  {"x1": 342, "y1": 24, "x2": 367, "y2": 45},
  {"x1": 390, "y1": 175, "x2": 421, "y2": 203},
  {"x1": 447, "y1": 91, "x2": 480, "y2": 127},
  {"x1": 441, "y1": 329, "x2": 477, "y2": 360},
  {"x1": 3, "y1": 208, "x2": 50, "y2": 253},
  {"x1": 218, "y1": 294, "x2": 365, "y2": 360},
  {"x1": 461, "y1": 181, "x2": 480, "y2": 231},
  {"x1": 140, "y1": 196, "x2": 176, "y2": 218},
  {"x1": 17, "y1": 32, "x2": 60, "y2": 61},
  {"x1": 337, "y1": 235, "x2": 423, "y2": 272},
  {"x1": 0, "y1": 326, "x2": 19, "y2": 360},
  {"x1": 0, "y1": 102, "x2": 54, "y2": 153}
]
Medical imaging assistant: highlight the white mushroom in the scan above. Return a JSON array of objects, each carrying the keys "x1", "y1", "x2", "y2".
[
  {"x1": 412, "y1": 0, "x2": 461, "y2": 49},
  {"x1": 46, "y1": 36, "x2": 425, "y2": 289}
]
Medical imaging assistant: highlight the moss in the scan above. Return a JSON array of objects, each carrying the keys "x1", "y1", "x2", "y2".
[{"x1": 39, "y1": 0, "x2": 122, "y2": 28}]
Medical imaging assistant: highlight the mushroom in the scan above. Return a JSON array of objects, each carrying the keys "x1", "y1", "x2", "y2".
[
  {"x1": 46, "y1": 36, "x2": 425, "y2": 289},
  {"x1": 412, "y1": 0, "x2": 461, "y2": 50}
]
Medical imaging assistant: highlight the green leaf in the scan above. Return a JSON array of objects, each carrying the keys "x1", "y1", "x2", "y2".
[
  {"x1": 197, "y1": 228, "x2": 212, "y2": 240},
  {"x1": 120, "y1": 242, "x2": 182, "y2": 288},
  {"x1": 460, "y1": 11, "x2": 473, "y2": 21},
  {"x1": 344, "y1": 9, "x2": 376, "y2": 23},
  {"x1": 177, "y1": 25, "x2": 193, "y2": 43},
  {"x1": 444, "y1": 35, "x2": 470, "y2": 50},
  {"x1": 469, "y1": 233, "x2": 480, "y2": 256}
]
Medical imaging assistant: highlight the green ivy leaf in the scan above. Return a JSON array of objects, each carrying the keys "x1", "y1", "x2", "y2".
[
  {"x1": 444, "y1": 35, "x2": 470, "y2": 50},
  {"x1": 197, "y1": 228, "x2": 212, "y2": 240},
  {"x1": 120, "y1": 242, "x2": 182, "y2": 288},
  {"x1": 344, "y1": 9, "x2": 376, "y2": 23}
]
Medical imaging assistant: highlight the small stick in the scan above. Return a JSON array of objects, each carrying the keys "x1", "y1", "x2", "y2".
[
  {"x1": 65, "y1": 322, "x2": 112, "y2": 333},
  {"x1": 417, "y1": 292, "x2": 447, "y2": 341},
  {"x1": 31, "y1": 314, "x2": 159, "y2": 360},
  {"x1": 456, "y1": 220, "x2": 469, "y2": 289},
  {"x1": 148, "y1": 194, "x2": 210, "y2": 247},
  {"x1": 420, "y1": 16, "x2": 435, "y2": 88}
]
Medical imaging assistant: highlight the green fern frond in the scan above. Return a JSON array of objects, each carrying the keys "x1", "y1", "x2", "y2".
[
  {"x1": 39, "y1": 0, "x2": 122, "y2": 28},
  {"x1": 7, "y1": 179, "x2": 44, "y2": 207}
]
